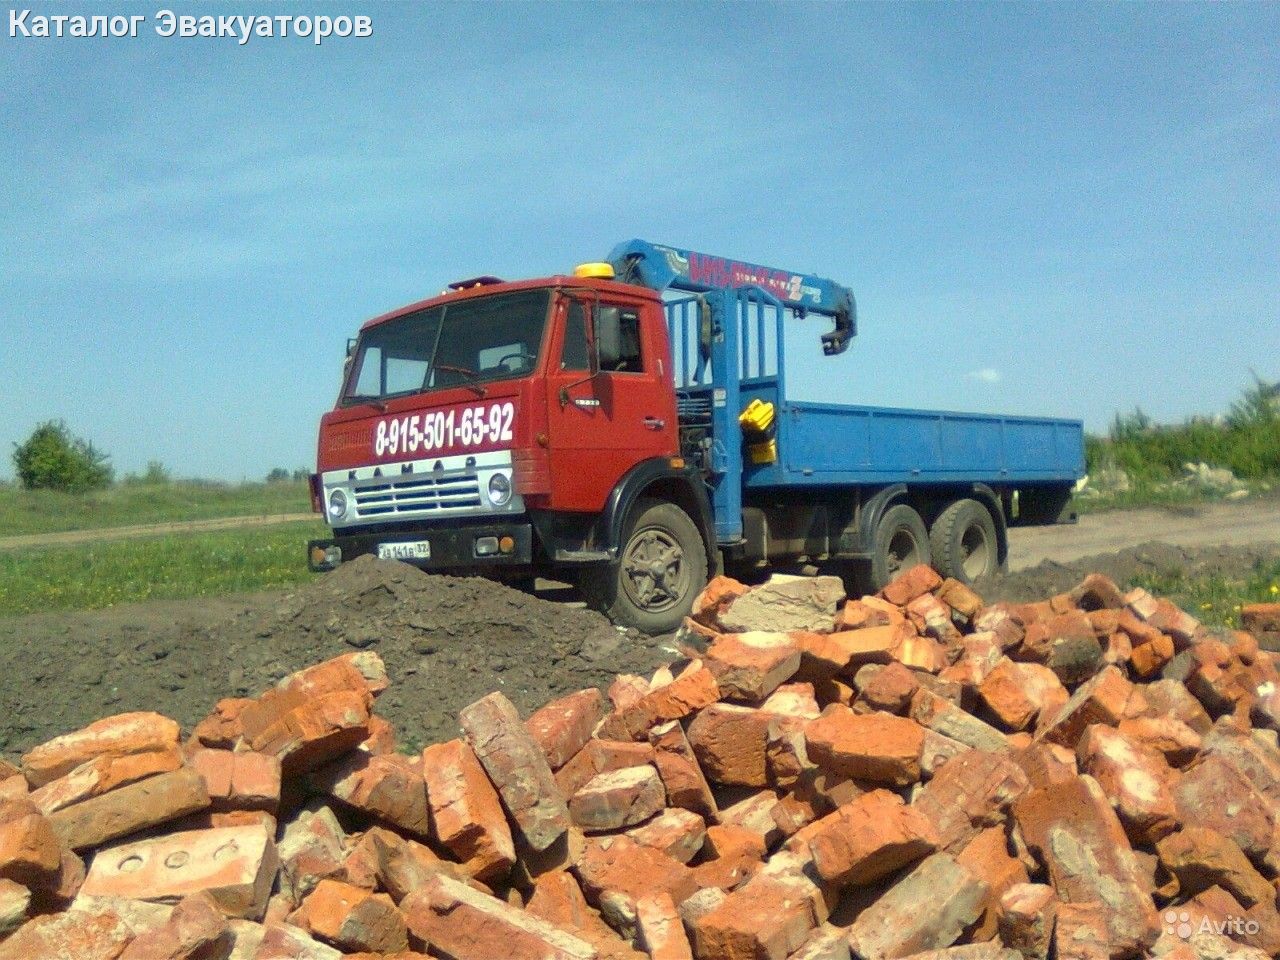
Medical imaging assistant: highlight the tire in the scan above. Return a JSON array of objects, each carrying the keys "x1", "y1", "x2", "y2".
[
  {"x1": 929, "y1": 498, "x2": 999, "y2": 584},
  {"x1": 870, "y1": 503, "x2": 931, "y2": 590},
  {"x1": 580, "y1": 498, "x2": 708, "y2": 634}
]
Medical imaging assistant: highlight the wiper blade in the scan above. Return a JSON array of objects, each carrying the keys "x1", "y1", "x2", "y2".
[
  {"x1": 434, "y1": 364, "x2": 488, "y2": 396},
  {"x1": 347, "y1": 394, "x2": 388, "y2": 412}
]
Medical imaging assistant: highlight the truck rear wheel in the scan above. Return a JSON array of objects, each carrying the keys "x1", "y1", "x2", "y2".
[
  {"x1": 871, "y1": 504, "x2": 931, "y2": 590},
  {"x1": 929, "y1": 498, "x2": 998, "y2": 584},
  {"x1": 580, "y1": 498, "x2": 708, "y2": 635}
]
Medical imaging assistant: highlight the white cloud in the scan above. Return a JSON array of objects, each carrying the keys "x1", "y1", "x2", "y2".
[{"x1": 967, "y1": 368, "x2": 1002, "y2": 384}]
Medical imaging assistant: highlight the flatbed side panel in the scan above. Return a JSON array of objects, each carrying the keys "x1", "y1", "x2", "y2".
[{"x1": 770, "y1": 401, "x2": 1083, "y2": 489}]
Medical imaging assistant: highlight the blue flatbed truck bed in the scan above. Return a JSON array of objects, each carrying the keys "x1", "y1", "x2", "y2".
[{"x1": 609, "y1": 239, "x2": 1085, "y2": 585}]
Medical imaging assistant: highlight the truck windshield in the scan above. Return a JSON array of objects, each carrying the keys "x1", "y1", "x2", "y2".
[{"x1": 342, "y1": 289, "x2": 550, "y2": 404}]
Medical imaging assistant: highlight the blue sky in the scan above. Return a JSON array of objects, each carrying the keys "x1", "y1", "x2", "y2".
[{"x1": 2, "y1": 2, "x2": 1277, "y2": 481}]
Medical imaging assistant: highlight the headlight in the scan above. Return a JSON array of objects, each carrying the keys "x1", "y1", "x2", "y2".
[
  {"x1": 327, "y1": 489, "x2": 348, "y2": 520},
  {"x1": 487, "y1": 472, "x2": 512, "y2": 506}
]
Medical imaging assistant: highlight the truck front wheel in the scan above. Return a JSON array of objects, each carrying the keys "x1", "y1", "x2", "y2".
[
  {"x1": 929, "y1": 498, "x2": 999, "y2": 584},
  {"x1": 870, "y1": 504, "x2": 931, "y2": 590},
  {"x1": 580, "y1": 498, "x2": 708, "y2": 635}
]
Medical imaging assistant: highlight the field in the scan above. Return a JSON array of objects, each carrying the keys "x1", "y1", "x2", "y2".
[
  {"x1": 0, "y1": 479, "x2": 311, "y2": 537},
  {"x1": 0, "y1": 520, "x2": 326, "y2": 616}
]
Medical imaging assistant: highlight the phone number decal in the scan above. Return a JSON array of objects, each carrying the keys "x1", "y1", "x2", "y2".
[{"x1": 374, "y1": 402, "x2": 514, "y2": 457}]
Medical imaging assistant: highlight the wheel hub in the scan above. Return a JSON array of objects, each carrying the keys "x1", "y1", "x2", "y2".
[{"x1": 622, "y1": 528, "x2": 685, "y2": 612}]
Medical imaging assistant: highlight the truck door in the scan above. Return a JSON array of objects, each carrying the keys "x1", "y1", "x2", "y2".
[{"x1": 544, "y1": 294, "x2": 678, "y2": 512}]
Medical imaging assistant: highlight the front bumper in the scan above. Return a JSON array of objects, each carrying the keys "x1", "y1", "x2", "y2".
[{"x1": 308, "y1": 520, "x2": 534, "y2": 572}]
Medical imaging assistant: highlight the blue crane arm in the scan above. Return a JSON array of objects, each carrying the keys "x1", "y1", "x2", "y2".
[{"x1": 606, "y1": 239, "x2": 857, "y2": 356}]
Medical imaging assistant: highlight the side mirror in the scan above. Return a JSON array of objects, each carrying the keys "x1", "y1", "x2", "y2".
[
  {"x1": 346, "y1": 338, "x2": 357, "y2": 359},
  {"x1": 592, "y1": 306, "x2": 622, "y2": 372}
]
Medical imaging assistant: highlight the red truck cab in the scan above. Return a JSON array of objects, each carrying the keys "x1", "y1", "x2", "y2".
[{"x1": 310, "y1": 266, "x2": 715, "y2": 633}]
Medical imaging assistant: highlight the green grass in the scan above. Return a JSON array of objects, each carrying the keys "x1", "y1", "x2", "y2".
[
  {"x1": 0, "y1": 521, "x2": 327, "y2": 616},
  {"x1": 0, "y1": 480, "x2": 312, "y2": 537},
  {"x1": 1128, "y1": 558, "x2": 1280, "y2": 631}
]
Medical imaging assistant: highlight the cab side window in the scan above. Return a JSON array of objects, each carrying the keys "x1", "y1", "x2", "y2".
[
  {"x1": 560, "y1": 302, "x2": 590, "y2": 372},
  {"x1": 600, "y1": 306, "x2": 643, "y2": 373}
]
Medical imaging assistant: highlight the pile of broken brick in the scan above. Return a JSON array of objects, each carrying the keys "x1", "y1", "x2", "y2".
[{"x1": 3, "y1": 568, "x2": 1280, "y2": 960}]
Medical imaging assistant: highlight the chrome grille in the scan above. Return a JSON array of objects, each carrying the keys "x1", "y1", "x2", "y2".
[{"x1": 353, "y1": 472, "x2": 482, "y2": 516}]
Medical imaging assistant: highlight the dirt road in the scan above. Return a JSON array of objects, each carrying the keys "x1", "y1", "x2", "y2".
[{"x1": 1007, "y1": 499, "x2": 1280, "y2": 570}]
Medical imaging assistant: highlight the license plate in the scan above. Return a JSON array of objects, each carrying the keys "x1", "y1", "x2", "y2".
[{"x1": 377, "y1": 540, "x2": 430, "y2": 561}]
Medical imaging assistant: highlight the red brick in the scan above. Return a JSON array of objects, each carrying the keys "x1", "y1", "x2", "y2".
[
  {"x1": 881, "y1": 563, "x2": 943, "y2": 606},
  {"x1": 0, "y1": 877, "x2": 29, "y2": 938},
  {"x1": 1077, "y1": 725, "x2": 1180, "y2": 845},
  {"x1": 21, "y1": 711, "x2": 181, "y2": 788},
  {"x1": 294, "y1": 878, "x2": 408, "y2": 953},
  {"x1": 47, "y1": 767, "x2": 210, "y2": 851},
  {"x1": 704, "y1": 632, "x2": 801, "y2": 702},
  {"x1": 836, "y1": 595, "x2": 904, "y2": 631},
  {"x1": 29, "y1": 746, "x2": 183, "y2": 816},
  {"x1": 648, "y1": 722, "x2": 716, "y2": 819},
  {"x1": 955, "y1": 826, "x2": 1030, "y2": 941},
  {"x1": 276, "y1": 804, "x2": 349, "y2": 905},
  {"x1": 1144, "y1": 679, "x2": 1214, "y2": 735},
  {"x1": 311, "y1": 751, "x2": 428, "y2": 837},
  {"x1": 1018, "y1": 610, "x2": 1104, "y2": 685},
  {"x1": 1037, "y1": 665, "x2": 1148, "y2": 747},
  {"x1": 118, "y1": 891, "x2": 228, "y2": 960},
  {"x1": 0, "y1": 812, "x2": 60, "y2": 889},
  {"x1": 1013, "y1": 777, "x2": 1160, "y2": 955},
  {"x1": 343, "y1": 825, "x2": 474, "y2": 902},
  {"x1": 717, "y1": 790, "x2": 784, "y2": 851},
  {"x1": 189, "y1": 748, "x2": 281, "y2": 815},
  {"x1": 556, "y1": 738, "x2": 655, "y2": 797},
  {"x1": 0, "y1": 905, "x2": 144, "y2": 960},
  {"x1": 912, "y1": 749, "x2": 1030, "y2": 853},
  {"x1": 804, "y1": 789, "x2": 938, "y2": 887},
  {"x1": 686, "y1": 704, "x2": 772, "y2": 788},
  {"x1": 760, "y1": 682, "x2": 821, "y2": 719},
  {"x1": 938, "y1": 577, "x2": 985, "y2": 619},
  {"x1": 1175, "y1": 755, "x2": 1276, "y2": 865},
  {"x1": 597, "y1": 664, "x2": 720, "y2": 741},
  {"x1": 765, "y1": 715, "x2": 813, "y2": 790},
  {"x1": 1116, "y1": 714, "x2": 1202, "y2": 766},
  {"x1": 81, "y1": 821, "x2": 277, "y2": 919},
  {"x1": 1052, "y1": 902, "x2": 1111, "y2": 960},
  {"x1": 635, "y1": 892, "x2": 693, "y2": 960},
  {"x1": 855, "y1": 662, "x2": 920, "y2": 714},
  {"x1": 1156, "y1": 827, "x2": 1274, "y2": 909},
  {"x1": 191, "y1": 698, "x2": 254, "y2": 749},
  {"x1": 573, "y1": 836, "x2": 696, "y2": 927},
  {"x1": 974, "y1": 604, "x2": 1027, "y2": 651},
  {"x1": 804, "y1": 707, "x2": 924, "y2": 786},
  {"x1": 460, "y1": 691, "x2": 572, "y2": 855},
  {"x1": 252, "y1": 922, "x2": 344, "y2": 959},
  {"x1": 242, "y1": 689, "x2": 372, "y2": 774},
  {"x1": 692, "y1": 575, "x2": 750, "y2": 628},
  {"x1": 977, "y1": 659, "x2": 1066, "y2": 732},
  {"x1": 608, "y1": 674, "x2": 650, "y2": 712},
  {"x1": 845, "y1": 852, "x2": 989, "y2": 959},
  {"x1": 690, "y1": 871, "x2": 824, "y2": 960},
  {"x1": 280, "y1": 651, "x2": 388, "y2": 701},
  {"x1": 625, "y1": 808, "x2": 705, "y2": 864},
  {"x1": 998, "y1": 882, "x2": 1057, "y2": 960},
  {"x1": 910, "y1": 688, "x2": 1009, "y2": 752},
  {"x1": 569, "y1": 766, "x2": 665, "y2": 832},
  {"x1": 526, "y1": 689, "x2": 604, "y2": 771},
  {"x1": 422, "y1": 738, "x2": 516, "y2": 882}
]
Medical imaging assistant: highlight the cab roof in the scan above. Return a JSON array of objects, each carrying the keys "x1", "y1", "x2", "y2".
[{"x1": 358, "y1": 275, "x2": 658, "y2": 333}]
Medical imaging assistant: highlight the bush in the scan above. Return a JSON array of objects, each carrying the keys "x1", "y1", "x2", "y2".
[
  {"x1": 1085, "y1": 378, "x2": 1280, "y2": 483},
  {"x1": 13, "y1": 421, "x2": 113, "y2": 492},
  {"x1": 265, "y1": 467, "x2": 291, "y2": 483}
]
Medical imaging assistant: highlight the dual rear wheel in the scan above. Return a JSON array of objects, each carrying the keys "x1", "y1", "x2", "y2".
[{"x1": 869, "y1": 498, "x2": 999, "y2": 590}]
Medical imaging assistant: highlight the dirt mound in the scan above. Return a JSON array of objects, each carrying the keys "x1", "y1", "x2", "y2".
[
  {"x1": 983, "y1": 540, "x2": 1280, "y2": 604},
  {"x1": 0, "y1": 558, "x2": 674, "y2": 757},
  {"x1": 207, "y1": 557, "x2": 674, "y2": 748}
]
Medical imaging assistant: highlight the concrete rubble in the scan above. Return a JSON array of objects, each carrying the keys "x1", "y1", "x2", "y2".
[{"x1": 2, "y1": 569, "x2": 1280, "y2": 959}]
